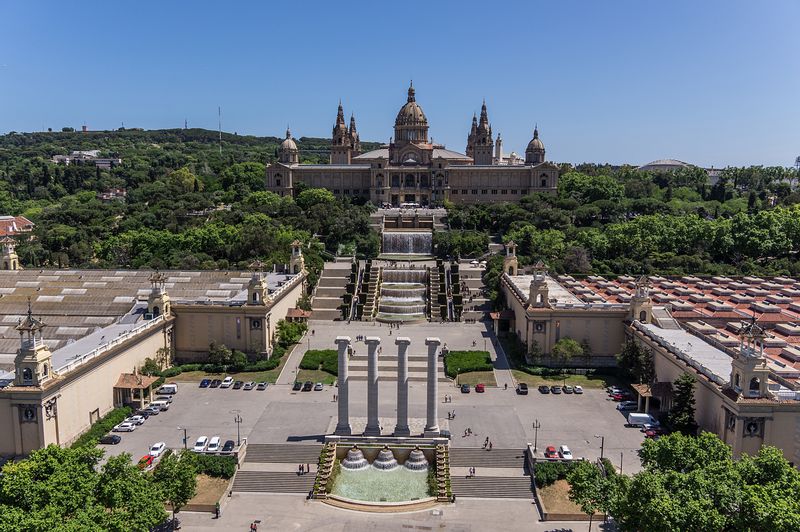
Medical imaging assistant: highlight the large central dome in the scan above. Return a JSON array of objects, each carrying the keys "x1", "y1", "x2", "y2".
[{"x1": 395, "y1": 83, "x2": 428, "y2": 126}]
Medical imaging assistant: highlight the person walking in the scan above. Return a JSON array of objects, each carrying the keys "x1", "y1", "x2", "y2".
[
  {"x1": 489, "y1": 441, "x2": 493, "y2": 451},
  {"x1": 306, "y1": 463, "x2": 310, "y2": 475}
]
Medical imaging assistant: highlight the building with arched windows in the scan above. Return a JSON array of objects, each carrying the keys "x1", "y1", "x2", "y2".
[{"x1": 266, "y1": 83, "x2": 559, "y2": 205}]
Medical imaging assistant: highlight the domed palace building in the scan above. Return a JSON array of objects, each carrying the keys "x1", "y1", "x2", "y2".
[{"x1": 266, "y1": 83, "x2": 559, "y2": 205}]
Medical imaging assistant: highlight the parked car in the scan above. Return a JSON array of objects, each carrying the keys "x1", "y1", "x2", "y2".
[
  {"x1": 149, "y1": 442, "x2": 167, "y2": 457},
  {"x1": 617, "y1": 401, "x2": 638, "y2": 411},
  {"x1": 256, "y1": 382, "x2": 268, "y2": 391},
  {"x1": 232, "y1": 380, "x2": 244, "y2": 390},
  {"x1": 134, "y1": 409, "x2": 151, "y2": 419},
  {"x1": 150, "y1": 400, "x2": 169, "y2": 411},
  {"x1": 193, "y1": 436, "x2": 209, "y2": 452},
  {"x1": 544, "y1": 446, "x2": 558, "y2": 458},
  {"x1": 156, "y1": 395, "x2": 173, "y2": 404},
  {"x1": 563, "y1": 385, "x2": 574, "y2": 394},
  {"x1": 558, "y1": 445, "x2": 573, "y2": 460},
  {"x1": 516, "y1": 383, "x2": 529, "y2": 395},
  {"x1": 243, "y1": 381, "x2": 256, "y2": 390},
  {"x1": 612, "y1": 392, "x2": 632, "y2": 402},
  {"x1": 113, "y1": 421, "x2": 137, "y2": 432},
  {"x1": 210, "y1": 379, "x2": 222, "y2": 388},
  {"x1": 138, "y1": 455, "x2": 155, "y2": 469},
  {"x1": 220, "y1": 377, "x2": 234, "y2": 388},
  {"x1": 222, "y1": 440, "x2": 235, "y2": 453},
  {"x1": 645, "y1": 428, "x2": 666, "y2": 439},
  {"x1": 302, "y1": 381, "x2": 314, "y2": 391},
  {"x1": 157, "y1": 384, "x2": 178, "y2": 395},
  {"x1": 475, "y1": 383, "x2": 486, "y2": 393},
  {"x1": 143, "y1": 405, "x2": 160, "y2": 415},
  {"x1": 199, "y1": 379, "x2": 211, "y2": 388},
  {"x1": 607, "y1": 386, "x2": 624, "y2": 395},
  {"x1": 292, "y1": 381, "x2": 303, "y2": 391},
  {"x1": 574, "y1": 385, "x2": 584, "y2": 394},
  {"x1": 207, "y1": 436, "x2": 221, "y2": 452},
  {"x1": 126, "y1": 415, "x2": 146, "y2": 426},
  {"x1": 550, "y1": 385, "x2": 562, "y2": 394},
  {"x1": 314, "y1": 382, "x2": 324, "y2": 391},
  {"x1": 100, "y1": 434, "x2": 121, "y2": 445},
  {"x1": 460, "y1": 384, "x2": 470, "y2": 393},
  {"x1": 627, "y1": 412, "x2": 656, "y2": 428},
  {"x1": 538, "y1": 385, "x2": 550, "y2": 394}
]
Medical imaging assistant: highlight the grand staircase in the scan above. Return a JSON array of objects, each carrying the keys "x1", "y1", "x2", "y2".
[
  {"x1": 243, "y1": 443, "x2": 323, "y2": 463},
  {"x1": 231, "y1": 444, "x2": 323, "y2": 494},
  {"x1": 449, "y1": 448, "x2": 527, "y2": 468},
  {"x1": 449, "y1": 476, "x2": 533, "y2": 499},
  {"x1": 310, "y1": 259, "x2": 351, "y2": 320},
  {"x1": 232, "y1": 471, "x2": 316, "y2": 493},
  {"x1": 448, "y1": 447, "x2": 533, "y2": 500}
]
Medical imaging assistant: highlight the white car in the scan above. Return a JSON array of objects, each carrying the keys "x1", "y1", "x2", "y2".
[
  {"x1": 207, "y1": 436, "x2": 221, "y2": 452},
  {"x1": 126, "y1": 415, "x2": 146, "y2": 425},
  {"x1": 558, "y1": 445, "x2": 573, "y2": 460},
  {"x1": 617, "y1": 401, "x2": 638, "y2": 411},
  {"x1": 149, "y1": 442, "x2": 167, "y2": 457},
  {"x1": 113, "y1": 422, "x2": 136, "y2": 432},
  {"x1": 193, "y1": 436, "x2": 209, "y2": 452},
  {"x1": 219, "y1": 377, "x2": 234, "y2": 388},
  {"x1": 573, "y1": 385, "x2": 584, "y2": 394}
]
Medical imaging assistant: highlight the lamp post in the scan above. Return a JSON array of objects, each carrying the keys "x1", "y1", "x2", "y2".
[
  {"x1": 619, "y1": 451, "x2": 624, "y2": 475},
  {"x1": 594, "y1": 434, "x2": 605, "y2": 461},
  {"x1": 177, "y1": 426, "x2": 187, "y2": 450},
  {"x1": 532, "y1": 419, "x2": 541, "y2": 453},
  {"x1": 234, "y1": 414, "x2": 242, "y2": 446}
]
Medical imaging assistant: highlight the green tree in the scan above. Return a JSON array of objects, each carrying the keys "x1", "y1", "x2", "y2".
[
  {"x1": 617, "y1": 340, "x2": 655, "y2": 384},
  {"x1": 207, "y1": 342, "x2": 232, "y2": 366},
  {"x1": 667, "y1": 373, "x2": 698, "y2": 435},
  {"x1": 551, "y1": 337, "x2": 583, "y2": 364},
  {"x1": 152, "y1": 453, "x2": 197, "y2": 519},
  {"x1": 296, "y1": 188, "x2": 335, "y2": 210}
]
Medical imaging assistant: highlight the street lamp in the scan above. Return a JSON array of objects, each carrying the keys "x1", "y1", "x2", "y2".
[
  {"x1": 177, "y1": 426, "x2": 188, "y2": 450},
  {"x1": 594, "y1": 434, "x2": 605, "y2": 461},
  {"x1": 234, "y1": 414, "x2": 243, "y2": 446},
  {"x1": 532, "y1": 419, "x2": 541, "y2": 453}
]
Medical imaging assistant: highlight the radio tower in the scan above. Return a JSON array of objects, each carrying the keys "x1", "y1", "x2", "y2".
[
  {"x1": 218, "y1": 106, "x2": 222, "y2": 155},
  {"x1": 794, "y1": 156, "x2": 800, "y2": 189}
]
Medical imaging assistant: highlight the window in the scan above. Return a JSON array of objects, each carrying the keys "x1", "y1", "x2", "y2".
[
  {"x1": 42, "y1": 364, "x2": 48, "y2": 377},
  {"x1": 343, "y1": 189, "x2": 350, "y2": 195},
  {"x1": 420, "y1": 176, "x2": 429, "y2": 187},
  {"x1": 251, "y1": 319, "x2": 262, "y2": 329},
  {"x1": 363, "y1": 189, "x2": 369, "y2": 195},
  {"x1": 391, "y1": 175, "x2": 400, "y2": 187},
  {"x1": 333, "y1": 189, "x2": 340, "y2": 194},
  {"x1": 501, "y1": 189, "x2": 507, "y2": 194},
  {"x1": 22, "y1": 367, "x2": 32, "y2": 384},
  {"x1": 438, "y1": 163, "x2": 442, "y2": 168},
  {"x1": 462, "y1": 189, "x2": 468, "y2": 194},
  {"x1": 452, "y1": 190, "x2": 458, "y2": 195},
  {"x1": 541, "y1": 179, "x2": 547, "y2": 188},
  {"x1": 437, "y1": 180, "x2": 442, "y2": 187},
  {"x1": 471, "y1": 189, "x2": 478, "y2": 195},
  {"x1": 253, "y1": 292, "x2": 259, "y2": 303},
  {"x1": 511, "y1": 189, "x2": 518, "y2": 194},
  {"x1": 276, "y1": 178, "x2": 281, "y2": 187},
  {"x1": 481, "y1": 189, "x2": 488, "y2": 195},
  {"x1": 491, "y1": 189, "x2": 498, "y2": 195},
  {"x1": 404, "y1": 174, "x2": 415, "y2": 187},
  {"x1": 378, "y1": 163, "x2": 382, "y2": 169}
]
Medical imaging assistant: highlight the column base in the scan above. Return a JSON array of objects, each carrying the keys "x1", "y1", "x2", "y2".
[
  {"x1": 334, "y1": 424, "x2": 352, "y2": 436},
  {"x1": 363, "y1": 425, "x2": 382, "y2": 437},
  {"x1": 424, "y1": 427, "x2": 440, "y2": 437},
  {"x1": 393, "y1": 426, "x2": 411, "y2": 437}
]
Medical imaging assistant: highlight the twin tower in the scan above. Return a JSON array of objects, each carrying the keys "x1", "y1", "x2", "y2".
[{"x1": 334, "y1": 336, "x2": 442, "y2": 437}]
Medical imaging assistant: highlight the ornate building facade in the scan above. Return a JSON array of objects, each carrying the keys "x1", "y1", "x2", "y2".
[{"x1": 266, "y1": 83, "x2": 559, "y2": 205}]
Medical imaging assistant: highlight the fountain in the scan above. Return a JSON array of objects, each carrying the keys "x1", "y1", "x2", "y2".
[
  {"x1": 404, "y1": 446, "x2": 429, "y2": 471},
  {"x1": 380, "y1": 231, "x2": 433, "y2": 259},
  {"x1": 377, "y1": 269, "x2": 428, "y2": 322},
  {"x1": 341, "y1": 445, "x2": 369, "y2": 470},
  {"x1": 372, "y1": 445, "x2": 399, "y2": 471}
]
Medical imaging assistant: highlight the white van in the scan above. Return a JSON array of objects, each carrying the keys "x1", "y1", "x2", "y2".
[
  {"x1": 627, "y1": 412, "x2": 655, "y2": 427},
  {"x1": 150, "y1": 400, "x2": 170, "y2": 411},
  {"x1": 207, "y1": 436, "x2": 221, "y2": 453},
  {"x1": 157, "y1": 384, "x2": 178, "y2": 395}
]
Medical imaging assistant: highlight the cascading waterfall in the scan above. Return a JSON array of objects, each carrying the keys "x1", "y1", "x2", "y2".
[
  {"x1": 382, "y1": 231, "x2": 433, "y2": 256},
  {"x1": 377, "y1": 268, "x2": 428, "y2": 322}
]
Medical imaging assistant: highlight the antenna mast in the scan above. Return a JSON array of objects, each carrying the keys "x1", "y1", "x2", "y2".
[{"x1": 218, "y1": 106, "x2": 222, "y2": 155}]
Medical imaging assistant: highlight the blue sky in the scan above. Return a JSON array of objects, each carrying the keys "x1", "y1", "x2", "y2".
[{"x1": 1, "y1": 1, "x2": 798, "y2": 167}]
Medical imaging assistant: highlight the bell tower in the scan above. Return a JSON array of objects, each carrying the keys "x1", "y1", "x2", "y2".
[
  {"x1": 247, "y1": 260, "x2": 269, "y2": 306},
  {"x1": 503, "y1": 240, "x2": 519, "y2": 276},
  {"x1": 14, "y1": 300, "x2": 53, "y2": 387},
  {"x1": 471, "y1": 100, "x2": 494, "y2": 165},
  {"x1": 330, "y1": 101, "x2": 352, "y2": 164},
  {"x1": 289, "y1": 240, "x2": 305, "y2": 275},
  {"x1": 1, "y1": 237, "x2": 19, "y2": 270},
  {"x1": 147, "y1": 271, "x2": 171, "y2": 318},
  {"x1": 528, "y1": 261, "x2": 550, "y2": 308},
  {"x1": 729, "y1": 323, "x2": 771, "y2": 399},
  {"x1": 630, "y1": 275, "x2": 653, "y2": 323}
]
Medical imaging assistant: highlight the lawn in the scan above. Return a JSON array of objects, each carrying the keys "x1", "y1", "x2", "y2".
[
  {"x1": 186, "y1": 474, "x2": 229, "y2": 506},
  {"x1": 296, "y1": 369, "x2": 337, "y2": 385},
  {"x1": 173, "y1": 351, "x2": 290, "y2": 384},
  {"x1": 511, "y1": 370, "x2": 624, "y2": 389},
  {"x1": 538, "y1": 479, "x2": 602, "y2": 516},
  {"x1": 456, "y1": 371, "x2": 497, "y2": 386},
  {"x1": 443, "y1": 350, "x2": 493, "y2": 378}
]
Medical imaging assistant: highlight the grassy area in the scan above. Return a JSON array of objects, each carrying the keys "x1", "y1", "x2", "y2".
[
  {"x1": 296, "y1": 369, "x2": 337, "y2": 385},
  {"x1": 538, "y1": 479, "x2": 602, "y2": 516},
  {"x1": 173, "y1": 350, "x2": 290, "y2": 384},
  {"x1": 456, "y1": 371, "x2": 497, "y2": 386},
  {"x1": 443, "y1": 350, "x2": 493, "y2": 378},
  {"x1": 186, "y1": 474, "x2": 229, "y2": 506},
  {"x1": 511, "y1": 370, "x2": 624, "y2": 389},
  {"x1": 299, "y1": 349, "x2": 337, "y2": 375}
]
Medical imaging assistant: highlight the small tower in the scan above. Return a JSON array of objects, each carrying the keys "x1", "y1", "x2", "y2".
[
  {"x1": 494, "y1": 133, "x2": 503, "y2": 164},
  {"x1": 247, "y1": 260, "x2": 269, "y2": 306},
  {"x1": 503, "y1": 240, "x2": 519, "y2": 276},
  {"x1": 1, "y1": 237, "x2": 19, "y2": 270},
  {"x1": 472, "y1": 100, "x2": 494, "y2": 165},
  {"x1": 147, "y1": 271, "x2": 170, "y2": 318},
  {"x1": 466, "y1": 113, "x2": 478, "y2": 157},
  {"x1": 14, "y1": 300, "x2": 53, "y2": 387},
  {"x1": 330, "y1": 101, "x2": 352, "y2": 164},
  {"x1": 630, "y1": 275, "x2": 653, "y2": 323},
  {"x1": 528, "y1": 261, "x2": 550, "y2": 308},
  {"x1": 348, "y1": 114, "x2": 361, "y2": 157},
  {"x1": 525, "y1": 126, "x2": 546, "y2": 165},
  {"x1": 278, "y1": 127, "x2": 299, "y2": 164},
  {"x1": 729, "y1": 323, "x2": 771, "y2": 399},
  {"x1": 289, "y1": 240, "x2": 305, "y2": 275}
]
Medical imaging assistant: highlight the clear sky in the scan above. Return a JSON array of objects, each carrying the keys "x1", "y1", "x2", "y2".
[{"x1": 1, "y1": 1, "x2": 798, "y2": 167}]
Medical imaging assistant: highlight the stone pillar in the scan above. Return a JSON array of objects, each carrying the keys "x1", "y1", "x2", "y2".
[
  {"x1": 394, "y1": 337, "x2": 411, "y2": 436},
  {"x1": 424, "y1": 337, "x2": 441, "y2": 436},
  {"x1": 364, "y1": 336, "x2": 381, "y2": 436},
  {"x1": 334, "y1": 336, "x2": 352, "y2": 436}
]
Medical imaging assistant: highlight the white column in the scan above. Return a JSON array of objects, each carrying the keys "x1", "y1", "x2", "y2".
[
  {"x1": 364, "y1": 336, "x2": 381, "y2": 436},
  {"x1": 334, "y1": 336, "x2": 352, "y2": 436},
  {"x1": 394, "y1": 337, "x2": 411, "y2": 436},
  {"x1": 424, "y1": 337, "x2": 441, "y2": 436}
]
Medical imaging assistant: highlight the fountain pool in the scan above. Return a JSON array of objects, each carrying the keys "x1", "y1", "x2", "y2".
[{"x1": 331, "y1": 466, "x2": 430, "y2": 503}]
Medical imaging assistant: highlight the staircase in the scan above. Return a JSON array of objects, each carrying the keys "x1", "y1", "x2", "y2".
[
  {"x1": 244, "y1": 443, "x2": 323, "y2": 463},
  {"x1": 459, "y1": 261, "x2": 491, "y2": 322},
  {"x1": 310, "y1": 259, "x2": 351, "y2": 320},
  {"x1": 449, "y1": 448, "x2": 527, "y2": 468},
  {"x1": 652, "y1": 307, "x2": 682, "y2": 329},
  {"x1": 429, "y1": 265, "x2": 441, "y2": 321},
  {"x1": 232, "y1": 471, "x2": 315, "y2": 494},
  {"x1": 450, "y1": 476, "x2": 533, "y2": 499},
  {"x1": 361, "y1": 265, "x2": 381, "y2": 321}
]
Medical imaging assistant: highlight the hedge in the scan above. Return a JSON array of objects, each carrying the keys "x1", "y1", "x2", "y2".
[
  {"x1": 300, "y1": 349, "x2": 338, "y2": 376},
  {"x1": 443, "y1": 350, "x2": 492, "y2": 378},
  {"x1": 533, "y1": 460, "x2": 577, "y2": 488},
  {"x1": 184, "y1": 453, "x2": 237, "y2": 479},
  {"x1": 71, "y1": 406, "x2": 132, "y2": 448}
]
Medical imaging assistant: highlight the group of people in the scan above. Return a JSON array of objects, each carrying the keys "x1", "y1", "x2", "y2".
[
  {"x1": 443, "y1": 394, "x2": 453, "y2": 403},
  {"x1": 447, "y1": 410, "x2": 456, "y2": 420},
  {"x1": 468, "y1": 466, "x2": 477, "y2": 478},
  {"x1": 483, "y1": 437, "x2": 493, "y2": 451},
  {"x1": 297, "y1": 463, "x2": 312, "y2": 476}
]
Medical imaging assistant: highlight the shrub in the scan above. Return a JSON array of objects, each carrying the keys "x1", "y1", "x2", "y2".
[
  {"x1": 276, "y1": 320, "x2": 307, "y2": 347},
  {"x1": 71, "y1": 406, "x2": 132, "y2": 448},
  {"x1": 184, "y1": 453, "x2": 237, "y2": 479},
  {"x1": 442, "y1": 350, "x2": 492, "y2": 378},
  {"x1": 160, "y1": 367, "x2": 183, "y2": 378},
  {"x1": 300, "y1": 349, "x2": 338, "y2": 376},
  {"x1": 534, "y1": 460, "x2": 577, "y2": 488}
]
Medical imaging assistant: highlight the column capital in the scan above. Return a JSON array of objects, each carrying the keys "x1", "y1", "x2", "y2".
[
  {"x1": 425, "y1": 337, "x2": 441, "y2": 346},
  {"x1": 395, "y1": 337, "x2": 411, "y2": 345},
  {"x1": 365, "y1": 336, "x2": 381, "y2": 345},
  {"x1": 335, "y1": 336, "x2": 352, "y2": 345}
]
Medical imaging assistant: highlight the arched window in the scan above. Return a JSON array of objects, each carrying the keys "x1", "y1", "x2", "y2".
[
  {"x1": 22, "y1": 367, "x2": 32, "y2": 384},
  {"x1": 152, "y1": 307, "x2": 160, "y2": 317},
  {"x1": 749, "y1": 377, "x2": 760, "y2": 391},
  {"x1": 405, "y1": 174, "x2": 415, "y2": 187},
  {"x1": 639, "y1": 310, "x2": 647, "y2": 322},
  {"x1": 734, "y1": 373, "x2": 740, "y2": 388},
  {"x1": 3, "y1": 261, "x2": 7, "y2": 270},
  {"x1": 541, "y1": 178, "x2": 547, "y2": 188},
  {"x1": 276, "y1": 178, "x2": 281, "y2": 187},
  {"x1": 293, "y1": 264, "x2": 300, "y2": 274},
  {"x1": 42, "y1": 364, "x2": 48, "y2": 377},
  {"x1": 251, "y1": 319, "x2": 262, "y2": 329},
  {"x1": 536, "y1": 294, "x2": 543, "y2": 303},
  {"x1": 508, "y1": 266, "x2": 514, "y2": 275},
  {"x1": 253, "y1": 292, "x2": 259, "y2": 303},
  {"x1": 376, "y1": 174, "x2": 383, "y2": 188}
]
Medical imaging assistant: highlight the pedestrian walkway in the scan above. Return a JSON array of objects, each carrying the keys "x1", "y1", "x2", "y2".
[{"x1": 275, "y1": 338, "x2": 306, "y2": 385}]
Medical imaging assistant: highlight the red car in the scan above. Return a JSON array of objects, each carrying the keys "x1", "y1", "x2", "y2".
[
  {"x1": 544, "y1": 446, "x2": 558, "y2": 458},
  {"x1": 645, "y1": 428, "x2": 666, "y2": 439},
  {"x1": 137, "y1": 455, "x2": 155, "y2": 469},
  {"x1": 475, "y1": 383, "x2": 485, "y2": 393}
]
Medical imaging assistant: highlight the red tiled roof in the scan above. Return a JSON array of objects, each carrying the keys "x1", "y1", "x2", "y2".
[{"x1": 0, "y1": 216, "x2": 34, "y2": 237}]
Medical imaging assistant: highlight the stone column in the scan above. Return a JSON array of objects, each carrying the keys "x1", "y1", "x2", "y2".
[
  {"x1": 364, "y1": 336, "x2": 382, "y2": 436},
  {"x1": 334, "y1": 336, "x2": 352, "y2": 436},
  {"x1": 394, "y1": 337, "x2": 411, "y2": 436},
  {"x1": 424, "y1": 337, "x2": 441, "y2": 436}
]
